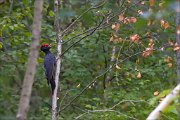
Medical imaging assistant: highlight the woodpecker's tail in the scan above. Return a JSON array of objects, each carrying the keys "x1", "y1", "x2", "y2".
[{"x1": 50, "y1": 79, "x2": 56, "y2": 95}]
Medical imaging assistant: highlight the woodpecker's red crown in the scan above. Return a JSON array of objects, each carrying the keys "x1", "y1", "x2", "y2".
[
  {"x1": 41, "y1": 44, "x2": 50, "y2": 48},
  {"x1": 41, "y1": 44, "x2": 51, "y2": 52}
]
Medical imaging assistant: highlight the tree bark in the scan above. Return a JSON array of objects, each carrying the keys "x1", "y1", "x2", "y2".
[
  {"x1": 16, "y1": 0, "x2": 43, "y2": 120},
  {"x1": 146, "y1": 84, "x2": 180, "y2": 120},
  {"x1": 52, "y1": 0, "x2": 62, "y2": 120},
  {"x1": 0, "y1": 0, "x2": 5, "y2": 4},
  {"x1": 176, "y1": 0, "x2": 180, "y2": 119},
  {"x1": 176, "y1": 0, "x2": 180, "y2": 84}
]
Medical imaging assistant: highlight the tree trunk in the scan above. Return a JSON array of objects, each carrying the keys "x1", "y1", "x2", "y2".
[
  {"x1": 16, "y1": 0, "x2": 43, "y2": 120},
  {"x1": 176, "y1": 0, "x2": 180, "y2": 119},
  {"x1": 52, "y1": 0, "x2": 62, "y2": 120},
  {"x1": 0, "y1": 0, "x2": 5, "y2": 4}
]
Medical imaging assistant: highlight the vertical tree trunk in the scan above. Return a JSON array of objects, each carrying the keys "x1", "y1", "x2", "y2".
[
  {"x1": 52, "y1": 0, "x2": 62, "y2": 120},
  {"x1": 176, "y1": 0, "x2": 180, "y2": 119},
  {"x1": 0, "y1": 0, "x2": 6, "y2": 4},
  {"x1": 104, "y1": 46, "x2": 116, "y2": 87},
  {"x1": 176, "y1": 0, "x2": 180, "y2": 83},
  {"x1": 103, "y1": 46, "x2": 116, "y2": 107},
  {"x1": 16, "y1": 0, "x2": 43, "y2": 120}
]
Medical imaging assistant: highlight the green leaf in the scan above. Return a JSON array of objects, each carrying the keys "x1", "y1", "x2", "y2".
[
  {"x1": 9, "y1": 26, "x2": 14, "y2": 30},
  {"x1": 22, "y1": 0, "x2": 28, "y2": 5},
  {"x1": 85, "y1": 104, "x2": 92, "y2": 109},
  {"x1": 49, "y1": 10, "x2": 54, "y2": 17},
  {"x1": 0, "y1": 42, "x2": 3, "y2": 49}
]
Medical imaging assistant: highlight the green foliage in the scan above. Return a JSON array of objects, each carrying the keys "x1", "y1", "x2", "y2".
[{"x1": 0, "y1": 0, "x2": 179, "y2": 120}]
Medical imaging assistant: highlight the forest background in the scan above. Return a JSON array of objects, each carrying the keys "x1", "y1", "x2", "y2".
[{"x1": 0, "y1": 0, "x2": 179, "y2": 120}]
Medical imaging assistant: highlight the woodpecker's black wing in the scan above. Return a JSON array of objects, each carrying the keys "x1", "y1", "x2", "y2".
[{"x1": 44, "y1": 53, "x2": 56, "y2": 93}]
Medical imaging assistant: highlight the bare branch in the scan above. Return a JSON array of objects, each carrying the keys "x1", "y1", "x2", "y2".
[
  {"x1": 74, "y1": 99, "x2": 148, "y2": 120},
  {"x1": 110, "y1": 100, "x2": 149, "y2": 110},
  {"x1": 60, "y1": 18, "x2": 105, "y2": 57},
  {"x1": 75, "y1": 109, "x2": 137, "y2": 120},
  {"x1": 60, "y1": 0, "x2": 143, "y2": 57},
  {"x1": 61, "y1": 0, "x2": 106, "y2": 36}
]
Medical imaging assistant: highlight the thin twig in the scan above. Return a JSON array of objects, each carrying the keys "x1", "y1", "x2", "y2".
[
  {"x1": 61, "y1": 0, "x2": 142, "y2": 55},
  {"x1": 110, "y1": 100, "x2": 149, "y2": 110},
  {"x1": 8, "y1": 0, "x2": 14, "y2": 15},
  {"x1": 59, "y1": 89, "x2": 73, "y2": 108},
  {"x1": 60, "y1": 18, "x2": 105, "y2": 57},
  {"x1": 75, "y1": 109, "x2": 138, "y2": 120},
  {"x1": 62, "y1": 22, "x2": 111, "y2": 45},
  {"x1": 61, "y1": 0, "x2": 107, "y2": 36}
]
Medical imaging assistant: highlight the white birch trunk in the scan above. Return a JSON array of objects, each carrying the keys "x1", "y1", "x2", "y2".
[
  {"x1": 147, "y1": 84, "x2": 180, "y2": 120},
  {"x1": 52, "y1": 0, "x2": 62, "y2": 119}
]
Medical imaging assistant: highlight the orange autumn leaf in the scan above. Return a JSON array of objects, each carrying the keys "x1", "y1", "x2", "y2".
[
  {"x1": 130, "y1": 34, "x2": 140, "y2": 42},
  {"x1": 111, "y1": 24, "x2": 116, "y2": 30},
  {"x1": 123, "y1": 17, "x2": 130, "y2": 24},
  {"x1": 118, "y1": 14, "x2": 124, "y2": 22},
  {"x1": 137, "y1": 72, "x2": 141, "y2": 78},
  {"x1": 111, "y1": 23, "x2": 120, "y2": 31},
  {"x1": 142, "y1": 42, "x2": 154, "y2": 57},
  {"x1": 142, "y1": 48, "x2": 153, "y2": 57},
  {"x1": 168, "y1": 40, "x2": 174, "y2": 46},
  {"x1": 164, "y1": 56, "x2": 172, "y2": 63},
  {"x1": 130, "y1": 17, "x2": 137, "y2": 23},
  {"x1": 174, "y1": 43, "x2": 180, "y2": 51},
  {"x1": 160, "y1": 19, "x2": 169, "y2": 29},
  {"x1": 160, "y1": 19, "x2": 165, "y2": 26},
  {"x1": 127, "y1": 0, "x2": 131, "y2": 3},
  {"x1": 167, "y1": 63, "x2": 173, "y2": 68},
  {"x1": 110, "y1": 36, "x2": 115, "y2": 42},
  {"x1": 123, "y1": 17, "x2": 137, "y2": 24},
  {"x1": 154, "y1": 91, "x2": 159, "y2": 96},
  {"x1": 163, "y1": 22, "x2": 169, "y2": 29},
  {"x1": 149, "y1": 0, "x2": 154, "y2": 6},
  {"x1": 118, "y1": 37, "x2": 123, "y2": 43},
  {"x1": 142, "y1": 49, "x2": 153, "y2": 56},
  {"x1": 174, "y1": 46, "x2": 180, "y2": 51}
]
